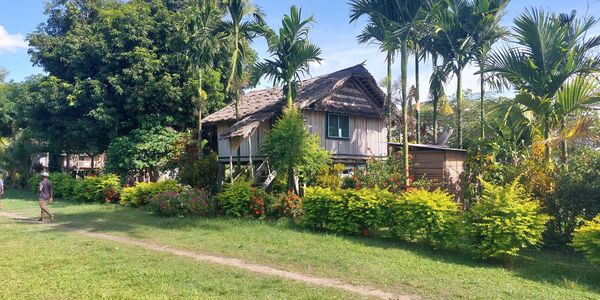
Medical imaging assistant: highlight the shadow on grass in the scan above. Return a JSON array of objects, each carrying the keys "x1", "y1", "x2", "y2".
[
  {"x1": 312, "y1": 228, "x2": 600, "y2": 296},
  {"x1": 265, "y1": 220, "x2": 600, "y2": 295}
]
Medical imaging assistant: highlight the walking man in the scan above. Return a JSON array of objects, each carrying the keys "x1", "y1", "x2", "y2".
[{"x1": 38, "y1": 172, "x2": 54, "y2": 222}]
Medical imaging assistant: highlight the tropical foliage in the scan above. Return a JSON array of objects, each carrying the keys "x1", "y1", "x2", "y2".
[
  {"x1": 571, "y1": 214, "x2": 600, "y2": 265},
  {"x1": 465, "y1": 179, "x2": 550, "y2": 259}
]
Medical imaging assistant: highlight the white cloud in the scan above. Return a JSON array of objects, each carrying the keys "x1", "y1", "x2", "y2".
[{"x1": 0, "y1": 25, "x2": 27, "y2": 53}]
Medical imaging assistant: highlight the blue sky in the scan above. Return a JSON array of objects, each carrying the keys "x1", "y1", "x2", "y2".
[{"x1": 1, "y1": 0, "x2": 599, "y2": 97}]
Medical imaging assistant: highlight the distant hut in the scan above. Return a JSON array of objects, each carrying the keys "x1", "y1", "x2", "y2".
[{"x1": 388, "y1": 143, "x2": 466, "y2": 192}]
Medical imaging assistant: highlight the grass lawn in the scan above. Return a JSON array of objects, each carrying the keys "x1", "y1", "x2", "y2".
[
  {"x1": 2, "y1": 189, "x2": 599, "y2": 299},
  {"x1": 0, "y1": 211, "x2": 357, "y2": 299}
]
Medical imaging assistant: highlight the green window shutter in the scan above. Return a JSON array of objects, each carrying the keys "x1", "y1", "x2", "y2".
[
  {"x1": 340, "y1": 115, "x2": 349, "y2": 138},
  {"x1": 328, "y1": 114, "x2": 338, "y2": 137}
]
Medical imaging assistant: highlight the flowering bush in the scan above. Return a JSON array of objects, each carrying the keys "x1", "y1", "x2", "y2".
[
  {"x1": 571, "y1": 214, "x2": 600, "y2": 265},
  {"x1": 217, "y1": 180, "x2": 274, "y2": 219},
  {"x1": 71, "y1": 174, "x2": 122, "y2": 203},
  {"x1": 120, "y1": 180, "x2": 181, "y2": 206},
  {"x1": 345, "y1": 152, "x2": 408, "y2": 193},
  {"x1": 148, "y1": 189, "x2": 212, "y2": 217},
  {"x1": 269, "y1": 191, "x2": 303, "y2": 220}
]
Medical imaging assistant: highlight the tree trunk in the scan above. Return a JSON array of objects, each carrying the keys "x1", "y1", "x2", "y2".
[
  {"x1": 456, "y1": 66, "x2": 463, "y2": 148},
  {"x1": 401, "y1": 40, "x2": 410, "y2": 188},
  {"x1": 544, "y1": 120, "x2": 551, "y2": 161},
  {"x1": 197, "y1": 68, "x2": 204, "y2": 157},
  {"x1": 479, "y1": 64, "x2": 485, "y2": 139},
  {"x1": 65, "y1": 153, "x2": 70, "y2": 172},
  {"x1": 560, "y1": 120, "x2": 568, "y2": 164},
  {"x1": 287, "y1": 166, "x2": 295, "y2": 193},
  {"x1": 386, "y1": 51, "x2": 393, "y2": 153},
  {"x1": 432, "y1": 55, "x2": 439, "y2": 143},
  {"x1": 226, "y1": 30, "x2": 240, "y2": 97},
  {"x1": 90, "y1": 155, "x2": 95, "y2": 174},
  {"x1": 287, "y1": 80, "x2": 293, "y2": 108},
  {"x1": 415, "y1": 50, "x2": 421, "y2": 144}
]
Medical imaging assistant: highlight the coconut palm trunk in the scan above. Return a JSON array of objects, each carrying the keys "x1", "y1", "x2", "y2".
[
  {"x1": 456, "y1": 65, "x2": 463, "y2": 148},
  {"x1": 479, "y1": 64, "x2": 485, "y2": 139},
  {"x1": 386, "y1": 51, "x2": 393, "y2": 147},
  {"x1": 432, "y1": 54, "x2": 439, "y2": 143},
  {"x1": 415, "y1": 50, "x2": 421, "y2": 143},
  {"x1": 197, "y1": 68, "x2": 204, "y2": 155},
  {"x1": 544, "y1": 119, "x2": 551, "y2": 161},
  {"x1": 401, "y1": 39, "x2": 410, "y2": 187}
]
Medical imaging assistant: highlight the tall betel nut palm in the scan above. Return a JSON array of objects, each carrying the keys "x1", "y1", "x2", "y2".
[{"x1": 350, "y1": 0, "x2": 430, "y2": 187}]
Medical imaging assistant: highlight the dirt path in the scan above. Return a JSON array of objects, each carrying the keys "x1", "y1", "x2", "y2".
[{"x1": 0, "y1": 211, "x2": 414, "y2": 300}]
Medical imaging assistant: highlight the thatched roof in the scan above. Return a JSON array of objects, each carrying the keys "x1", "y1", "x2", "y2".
[{"x1": 203, "y1": 64, "x2": 388, "y2": 140}]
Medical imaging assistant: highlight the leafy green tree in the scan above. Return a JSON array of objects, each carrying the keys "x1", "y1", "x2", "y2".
[
  {"x1": 27, "y1": 0, "x2": 208, "y2": 156},
  {"x1": 485, "y1": 8, "x2": 600, "y2": 161},
  {"x1": 105, "y1": 126, "x2": 184, "y2": 181},
  {"x1": 251, "y1": 5, "x2": 322, "y2": 108},
  {"x1": 261, "y1": 107, "x2": 330, "y2": 193}
]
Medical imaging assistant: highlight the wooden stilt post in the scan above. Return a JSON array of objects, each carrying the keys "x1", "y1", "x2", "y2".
[
  {"x1": 248, "y1": 136, "x2": 254, "y2": 179},
  {"x1": 229, "y1": 153, "x2": 234, "y2": 183}
]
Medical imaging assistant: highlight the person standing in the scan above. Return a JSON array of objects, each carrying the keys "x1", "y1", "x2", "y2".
[{"x1": 38, "y1": 172, "x2": 54, "y2": 222}]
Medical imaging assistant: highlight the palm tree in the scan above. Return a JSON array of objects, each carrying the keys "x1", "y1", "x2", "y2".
[
  {"x1": 251, "y1": 5, "x2": 322, "y2": 108},
  {"x1": 428, "y1": 54, "x2": 453, "y2": 143},
  {"x1": 350, "y1": 0, "x2": 430, "y2": 187},
  {"x1": 181, "y1": 0, "x2": 222, "y2": 150},
  {"x1": 485, "y1": 8, "x2": 600, "y2": 161},
  {"x1": 251, "y1": 5, "x2": 322, "y2": 192},
  {"x1": 551, "y1": 74, "x2": 600, "y2": 161},
  {"x1": 220, "y1": 0, "x2": 268, "y2": 119},
  {"x1": 353, "y1": 15, "x2": 399, "y2": 146},
  {"x1": 471, "y1": 0, "x2": 508, "y2": 139},
  {"x1": 409, "y1": 16, "x2": 431, "y2": 144},
  {"x1": 429, "y1": 0, "x2": 481, "y2": 148}
]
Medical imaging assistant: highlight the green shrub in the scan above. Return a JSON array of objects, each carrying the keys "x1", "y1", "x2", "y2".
[
  {"x1": 71, "y1": 174, "x2": 121, "y2": 203},
  {"x1": 217, "y1": 180, "x2": 273, "y2": 219},
  {"x1": 465, "y1": 179, "x2": 550, "y2": 260},
  {"x1": 546, "y1": 148, "x2": 600, "y2": 245},
  {"x1": 571, "y1": 214, "x2": 600, "y2": 265},
  {"x1": 177, "y1": 151, "x2": 219, "y2": 193},
  {"x1": 48, "y1": 173, "x2": 76, "y2": 199},
  {"x1": 301, "y1": 187, "x2": 336, "y2": 229},
  {"x1": 148, "y1": 189, "x2": 212, "y2": 217},
  {"x1": 27, "y1": 175, "x2": 41, "y2": 192},
  {"x1": 315, "y1": 163, "x2": 345, "y2": 189},
  {"x1": 302, "y1": 187, "x2": 393, "y2": 235},
  {"x1": 120, "y1": 180, "x2": 181, "y2": 206},
  {"x1": 389, "y1": 188, "x2": 460, "y2": 247}
]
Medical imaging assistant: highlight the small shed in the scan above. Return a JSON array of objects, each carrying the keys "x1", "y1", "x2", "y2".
[{"x1": 388, "y1": 143, "x2": 466, "y2": 191}]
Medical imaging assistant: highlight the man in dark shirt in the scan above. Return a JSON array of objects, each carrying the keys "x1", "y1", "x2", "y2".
[{"x1": 38, "y1": 172, "x2": 54, "y2": 222}]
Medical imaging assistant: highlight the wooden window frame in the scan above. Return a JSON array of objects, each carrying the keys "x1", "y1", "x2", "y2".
[{"x1": 326, "y1": 113, "x2": 350, "y2": 140}]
